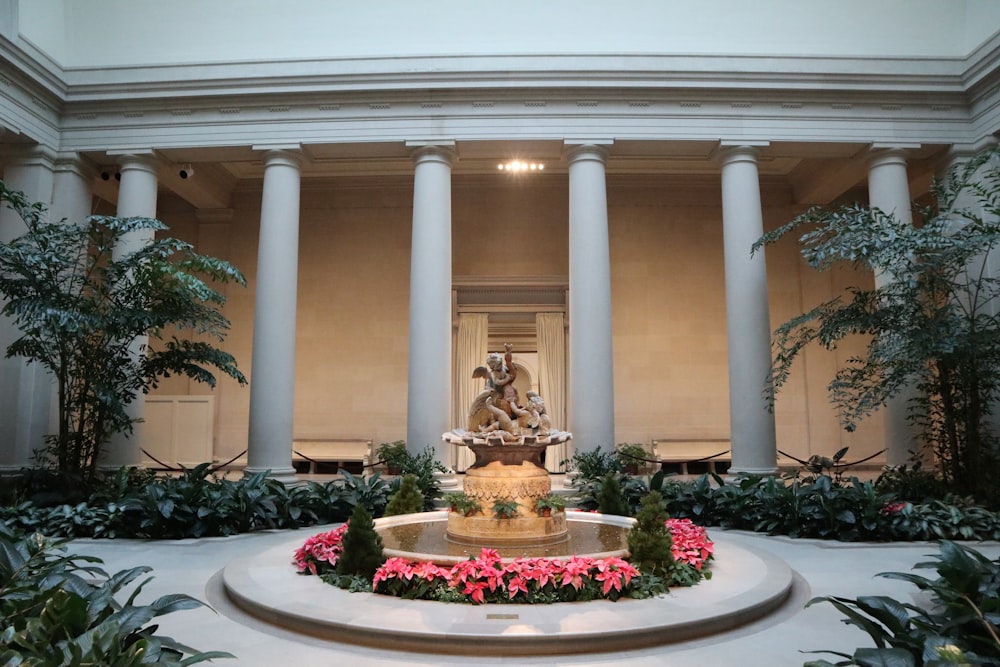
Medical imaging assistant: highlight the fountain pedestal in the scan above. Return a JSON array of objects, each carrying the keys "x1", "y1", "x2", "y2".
[{"x1": 443, "y1": 431, "x2": 572, "y2": 546}]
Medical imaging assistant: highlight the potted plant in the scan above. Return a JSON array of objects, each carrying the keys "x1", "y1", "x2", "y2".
[
  {"x1": 492, "y1": 498, "x2": 520, "y2": 520},
  {"x1": 616, "y1": 443, "x2": 648, "y2": 475},
  {"x1": 444, "y1": 492, "x2": 482, "y2": 517},
  {"x1": 535, "y1": 494, "x2": 566, "y2": 517},
  {"x1": 377, "y1": 440, "x2": 410, "y2": 475}
]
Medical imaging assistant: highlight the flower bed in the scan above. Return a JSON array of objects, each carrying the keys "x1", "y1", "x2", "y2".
[{"x1": 294, "y1": 518, "x2": 714, "y2": 604}]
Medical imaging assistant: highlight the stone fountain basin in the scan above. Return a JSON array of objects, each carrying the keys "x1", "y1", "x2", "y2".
[
  {"x1": 378, "y1": 509, "x2": 629, "y2": 565},
  {"x1": 222, "y1": 512, "x2": 795, "y2": 656}
]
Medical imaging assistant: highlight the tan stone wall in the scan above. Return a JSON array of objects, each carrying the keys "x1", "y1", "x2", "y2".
[{"x1": 153, "y1": 174, "x2": 883, "y2": 466}]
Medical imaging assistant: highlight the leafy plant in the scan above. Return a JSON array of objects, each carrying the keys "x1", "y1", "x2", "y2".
[
  {"x1": 302, "y1": 521, "x2": 710, "y2": 604},
  {"x1": 616, "y1": 443, "x2": 649, "y2": 473},
  {"x1": 0, "y1": 521, "x2": 232, "y2": 665},
  {"x1": 0, "y1": 182, "x2": 246, "y2": 482},
  {"x1": 376, "y1": 441, "x2": 409, "y2": 472},
  {"x1": 875, "y1": 462, "x2": 951, "y2": 504},
  {"x1": 444, "y1": 492, "x2": 482, "y2": 516},
  {"x1": 384, "y1": 474, "x2": 425, "y2": 516},
  {"x1": 374, "y1": 549, "x2": 640, "y2": 604},
  {"x1": 753, "y1": 147, "x2": 1000, "y2": 506},
  {"x1": 384, "y1": 445, "x2": 447, "y2": 511},
  {"x1": 339, "y1": 470, "x2": 390, "y2": 518},
  {"x1": 492, "y1": 498, "x2": 520, "y2": 519},
  {"x1": 564, "y1": 447, "x2": 649, "y2": 514},
  {"x1": 563, "y1": 446, "x2": 622, "y2": 479},
  {"x1": 804, "y1": 541, "x2": 1000, "y2": 666},
  {"x1": 535, "y1": 494, "x2": 566, "y2": 515}
]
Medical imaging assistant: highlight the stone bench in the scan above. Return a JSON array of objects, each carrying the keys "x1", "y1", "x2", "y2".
[
  {"x1": 292, "y1": 438, "x2": 373, "y2": 474},
  {"x1": 651, "y1": 438, "x2": 731, "y2": 475}
]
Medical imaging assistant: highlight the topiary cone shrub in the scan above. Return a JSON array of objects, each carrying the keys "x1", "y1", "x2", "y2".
[
  {"x1": 335, "y1": 503, "x2": 385, "y2": 579},
  {"x1": 384, "y1": 474, "x2": 425, "y2": 516},
  {"x1": 597, "y1": 474, "x2": 630, "y2": 516},
  {"x1": 627, "y1": 491, "x2": 674, "y2": 577}
]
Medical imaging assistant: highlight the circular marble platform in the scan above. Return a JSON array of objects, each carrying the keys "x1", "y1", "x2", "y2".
[{"x1": 221, "y1": 524, "x2": 794, "y2": 656}]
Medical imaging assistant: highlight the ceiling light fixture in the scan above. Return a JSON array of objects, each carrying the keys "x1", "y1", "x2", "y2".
[{"x1": 497, "y1": 160, "x2": 544, "y2": 173}]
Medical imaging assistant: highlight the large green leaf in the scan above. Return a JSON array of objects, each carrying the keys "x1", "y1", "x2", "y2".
[{"x1": 852, "y1": 647, "x2": 916, "y2": 667}]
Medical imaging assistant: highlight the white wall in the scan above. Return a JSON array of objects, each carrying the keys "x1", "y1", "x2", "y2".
[{"x1": 17, "y1": 0, "x2": 1000, "y2": 68}]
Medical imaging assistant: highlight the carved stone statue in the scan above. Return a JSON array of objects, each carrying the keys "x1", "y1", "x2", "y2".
[{"x1": 465, "y1": 344, "x2": 549, "y2": 441}]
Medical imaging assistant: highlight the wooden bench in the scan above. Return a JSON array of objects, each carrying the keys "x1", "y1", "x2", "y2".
[
  {"x1": 292, "y1": 438, "x2": 373, "y2": 474},
  {"x1": 651, "y1": 438, "x2": 731, "y2": 475}
]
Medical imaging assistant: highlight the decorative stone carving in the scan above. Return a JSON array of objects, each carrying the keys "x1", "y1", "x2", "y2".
[{"x1": 443, "y1": 345, "x2": 572, "y2": 545}]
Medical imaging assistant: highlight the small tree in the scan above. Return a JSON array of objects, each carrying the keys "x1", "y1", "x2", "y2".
[
  {"x1": 627, "y1": 491, "x2": 674, "y2": 577},
  {"x1": 597, "y1": 474, "x2": 630, "y2": 516},
  {"x1": 753, "y1": 147, "x2": 1000, "y2": 504},
  {"x1": 335, "y1": 503, "x2": 385, "y2": 579},
  {"x1": 383, "y1": 474, "x2": 425, "y2": 516},
  {"x1": 0, "y1": 182, "x2": 246, "y2": 481}
]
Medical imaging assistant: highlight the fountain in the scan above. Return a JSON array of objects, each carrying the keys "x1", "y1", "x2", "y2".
[
  {"x1": 441, "y1": 344, "x2": 573, "y2": 547},
  {"x1": 374, "y1": 344, "x2": 631, "y2": 563},
  {"x1": 220, "y1": 344, "x2": 796, "y2": 655}
]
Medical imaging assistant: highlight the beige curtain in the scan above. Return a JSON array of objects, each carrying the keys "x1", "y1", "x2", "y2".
[
  {"x1": 537, "y1": 312, "x2": 567, "y2": 472},
  {"x1": 453, "y1": 313, "x2": 489, "y2": 471}
]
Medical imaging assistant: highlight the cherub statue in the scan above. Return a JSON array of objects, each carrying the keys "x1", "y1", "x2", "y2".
[
  {"x1": 467, "y1": 343, "x2": 522, "y2": 439},
  {"x1": 523, "y1": 391, "x2": 551, "y2": 436}
]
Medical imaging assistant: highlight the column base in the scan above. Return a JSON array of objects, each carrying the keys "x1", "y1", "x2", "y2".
[
  {"x1": 244, "y1": 466, "x2": 299, "y2": 485},
  {"x1": 726, "y1": 466, "x2": 779, "y2": 477}
]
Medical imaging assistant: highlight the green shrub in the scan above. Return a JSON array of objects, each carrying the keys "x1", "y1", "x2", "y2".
[
  {"x1": 384, "y1": 474, "x2": 425, "y2": 516},
  {"x1": 384, "y1": 446, "x2": 447, "y2": 511},
  {"x1": 660, "y1": 473, "x2": 1000, "y2": 543},
  {"x1": 0, "y1": 464, "x2": 392, "y2": 540},
  {"x1": 627, "y1": 492, "x2": 673, "y2": 580},
  {"x1": 875, "y1": 462, "x2": 952, "y2": 504},
  {"x1": 376, "y1": 440, "x2": 409, "y2": 471},
  {"x1": 564, "y1": 447, "x2": 622, "y2": 479},
  {"x1": 615, "y1": 443, "x2": 649, "y2": 472},
  {"x1": 597, "y1": 474, "x2": 631, "y2": 516},
  {"x1": 804, "y1": 541, "x2": 1000, "y2": 666},
  {"x1": 565, "y1": 447, "x2": 649, "y2": 514},
  {"x1": 335, "y1": 503, "x2": 385, "y2": 580},
  {"x1": 0, "y1": 521, "x2": 232, "y2": 665}
]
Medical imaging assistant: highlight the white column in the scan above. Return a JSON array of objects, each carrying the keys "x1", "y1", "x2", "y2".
[
  {"x1": 51, "y1": 154, "x2": 95, "y2": 226},
  {"x1": 0, "y1": 147, "x2": 56, "y2": 470},
  {"x1": 719, "y1": 144, "x2": 778, "y2": 475},
  {"x1": 867, "y1": 147, "x2": 918, "y2": 466},
  {"x1": 406, "y1": 143, "x2": 453, "y2": 463},
  {"x1": 46, "y1": 154, "x2": 95, "y2": 439},
  {"x1": 566, "y1": 142, "x2": 615, "y2": 453},
  {"x1": 103, "y1": 152, "x2": 159, "y2": 469},
  {"x1": 246, "y1": 148, "x2": 302, "y2": 482}
]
